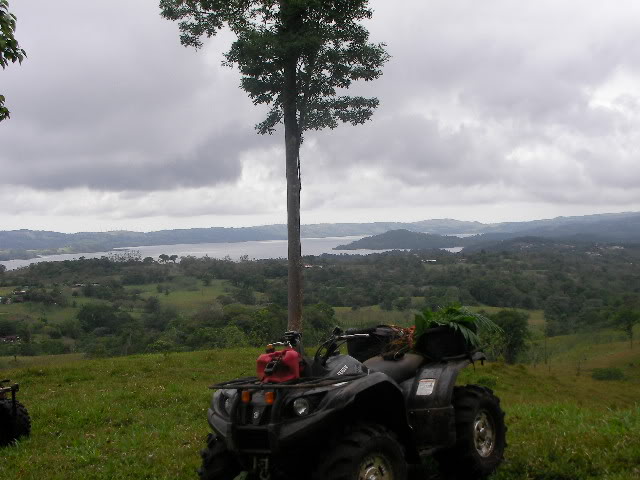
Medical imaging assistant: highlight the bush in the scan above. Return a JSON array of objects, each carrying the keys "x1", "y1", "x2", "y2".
[
  {"x1": 219, "y1": 326, "x2": 248, "y2": 348},
  {"x1": 591, "y1": 367, "x2": 624, "y2": 381},
  {"x1": 39, "y1": 339, "x2": 68, "y2": 355}
]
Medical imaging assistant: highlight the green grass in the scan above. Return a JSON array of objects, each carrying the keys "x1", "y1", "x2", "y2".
[
  {"x1": 0, "y1": 349, "x2": 260, "y2": 479},
  {"x1": 2, "y1": 294, "x2": 639, "y2": 479},
  {"x1": 0, "y1": 343, "x2": 639, "y2": 479},
  {"x1": 529, "y1": 326, "x2": 640, "y2": 379},
  {"x1": 458, "y1": 361, "x2": 640, "y2": 480}
]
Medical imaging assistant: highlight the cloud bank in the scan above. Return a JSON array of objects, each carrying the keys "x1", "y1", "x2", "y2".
[{"x1": 1, "y1": 0, "x2": 640, "y2": 231}]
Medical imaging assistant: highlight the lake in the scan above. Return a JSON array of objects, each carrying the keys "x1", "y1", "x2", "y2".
[{"x1": 1, "y1": 236, "x2": 464, "y2": 271}]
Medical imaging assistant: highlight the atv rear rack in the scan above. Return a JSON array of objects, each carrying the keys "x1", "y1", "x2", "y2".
[
  {"x1": 0, "y1": 380, "x2": 19, "y2": 397},
  {"x1": 211, "y1": 373, "x2": 367, "y2": 390},
  {"x1": 0, "y1": 380, "x2": 19, "y2": 417}
]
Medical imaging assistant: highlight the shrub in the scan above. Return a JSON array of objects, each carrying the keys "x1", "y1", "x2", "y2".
[{"x1": 591, "y1": 367, "x2": 624, "y2": 381}]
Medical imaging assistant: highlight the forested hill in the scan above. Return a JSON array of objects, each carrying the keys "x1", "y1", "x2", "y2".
[
  {"x1": 335, "y1": 229, "x2": 463, "y2": 250},
  {"x1": 335, "y1": 213, "x2": 640, "y2": 251},
  {"x1": 1, "y1": 212, "x2": 639, "y2": 261}
]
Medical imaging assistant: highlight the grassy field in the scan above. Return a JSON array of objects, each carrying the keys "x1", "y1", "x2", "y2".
[
  {"x1": 124, "y1": 278, "x2": 230, "y2": 314},
  {"x1": 1, "y1": 337, "x2": 639, "y2": 480},
  {"x1": 0, "y1": 277, "x2": 231, "y2": 322}
]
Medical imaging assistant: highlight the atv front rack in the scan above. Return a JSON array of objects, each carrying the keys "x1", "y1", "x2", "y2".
[{"x1": 211, "y1": 373, "x2": 367, "y2": 390}]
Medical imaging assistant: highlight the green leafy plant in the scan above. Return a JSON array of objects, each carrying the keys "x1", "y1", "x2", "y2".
[
  {"x1": 414, "y1": 304, "x2": 502, "y2": 349},
  {"x1": 1, "y1": 0, "x2": 27, "y2": 121}
]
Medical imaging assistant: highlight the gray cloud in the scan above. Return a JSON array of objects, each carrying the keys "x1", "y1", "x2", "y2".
[{"x1": 2, "y1": 0, "x2": 640, "y2": 229}]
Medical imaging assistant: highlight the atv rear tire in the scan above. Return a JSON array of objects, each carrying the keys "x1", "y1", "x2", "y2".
[
  {"x1": 314, "y1": 423, "x2": 407, "y2": 480},
  {"x1": 436, "y1": 385, "x2": 506, "y2": 479},
  {"x1": 0, "y1": 399, "x2": 31, "y2": 447},
  {"x1": 198, "y1": 434, "x2": 243, "y2": 480}
]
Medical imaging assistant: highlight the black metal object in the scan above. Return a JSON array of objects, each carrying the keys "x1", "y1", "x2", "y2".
[
  {"x1": 414, "y1": 326, "x2": 473, "y2": 360},
  {"x1": 211, "y1": 373, "x2": 367, "y2": 391},
  {"x1": 345, "y1": 325, "x2": 403, "y2": 362},
  {"x1": 201, "y1": 328, "x2": 500, "y2": 479},
  {"x1": 0, "y1": 380, "x2": 19, "y2": 418}
]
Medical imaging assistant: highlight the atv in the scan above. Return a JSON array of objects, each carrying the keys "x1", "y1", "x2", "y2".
[
  {"x1": 201, "y1": 327, "x2": 506, "y2": 480},
  {"x1": 0, "y1": 379, "x2": 31, "y2": 447}
]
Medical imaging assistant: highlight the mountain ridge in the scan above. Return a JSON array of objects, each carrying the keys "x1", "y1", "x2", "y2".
[{"x1": 1, "y1": 211, "x2": 639, "y2": 261}]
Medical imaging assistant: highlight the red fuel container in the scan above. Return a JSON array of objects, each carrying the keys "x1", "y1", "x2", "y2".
[{"x1": 256, "y1": 347, "x2": 303, "y2": 383}]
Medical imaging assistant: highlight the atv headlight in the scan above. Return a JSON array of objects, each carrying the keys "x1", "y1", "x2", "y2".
[
  {"x1": 214, "y1": 390, "x2": 237, "y2": 418},
  {"x1": 224, "y1": 397, "x2": 233, "y2": 416},
  {"x1": 292, "y1": 398, "x2": 311, "y2": 417}
]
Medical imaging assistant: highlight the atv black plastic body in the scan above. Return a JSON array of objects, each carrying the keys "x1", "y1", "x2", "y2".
[
  {"x1": 204, "y1": 329, "x2": 504, "y2": 479},
  {"x1": 0, "y1": 380, "x2": 31, "y2": 447},
  {"x1": 0, "y1": 382, "x2": 20, "y2": 414}
]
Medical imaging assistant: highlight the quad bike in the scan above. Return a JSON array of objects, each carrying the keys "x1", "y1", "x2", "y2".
[
  {"x1": 201, "y1": 327, "x2": 506, "y2": 480},
  {"x1": 0, "y1": 379, "x2": 31, "y2": 447}
]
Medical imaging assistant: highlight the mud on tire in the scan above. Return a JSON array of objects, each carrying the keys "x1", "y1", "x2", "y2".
[
  {"x1": 436, "y1": 385, "x2": 506, "y2": 480},
  {"x1": 0, "y1": 399, "x2": 31, "y2": 447},
  {"x1": 313, "y1": 423, "x2": 407, "y2": 480}
]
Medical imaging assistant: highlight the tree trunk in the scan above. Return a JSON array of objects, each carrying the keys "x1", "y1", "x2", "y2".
[{"x1": 283, "y1": 57, "x2": 303, "y2": 332}]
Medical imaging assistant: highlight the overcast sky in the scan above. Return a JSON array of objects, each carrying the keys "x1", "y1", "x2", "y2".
[{"x1": 1, "y1": 0, "x2": 640, "y2": 233}]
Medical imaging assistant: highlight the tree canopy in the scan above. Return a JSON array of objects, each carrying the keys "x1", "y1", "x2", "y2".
[
  {"x1": 160, "y1": 0, "x2": 388, "y2": 136},
  {"x1": 0, "y1": 0, "x2": 26, "y2": 122}
]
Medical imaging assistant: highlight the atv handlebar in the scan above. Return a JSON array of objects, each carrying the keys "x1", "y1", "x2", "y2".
[{"x1": 314, "y1": 329, "x2": 371, "y2": 366}]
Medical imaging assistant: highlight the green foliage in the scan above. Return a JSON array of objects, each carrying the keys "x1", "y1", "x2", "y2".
[
  {"x1": 0, "y1": 0, "x2": 26, "y2": 121},
  {"x1": 491, "y1": 309, "x2": 530, "y2": 364},
  {"x1": 613, "y1": 307, "x2": 640, "y2": 348},
  {"x1": 301, "y1": 302, "x2": 336, "y2": 345},
  {"x1": 219, "y1": 325, "x2": 248, "y2": 348},
  {"x1": 146, "y1": 339, "x2": 175, "y2": 354},
  {"x1": 2, "y1": 249, "x2": 640, "y2": 358},
  {"x1": 414, "y1": 304, "x2": 501, "y2": 348},
  {"x1": 76, "y1": 303, "x2": 133, "y2": 334},
  {"x1": 591, "y1": 367, "x2": 625, "y2": 381}
]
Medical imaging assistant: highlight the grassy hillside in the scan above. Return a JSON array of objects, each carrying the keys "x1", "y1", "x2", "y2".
[{"x1": 1, "y1": 340, "x2": 639, "y2": 480}]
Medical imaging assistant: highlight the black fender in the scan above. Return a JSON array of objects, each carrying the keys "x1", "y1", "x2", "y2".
[
  {"x1": 319, "y1": 372, "x2": 418, "y2": 461},
  {"x1": 401, "y1": 351, "x2": 486, "y2": 452}
]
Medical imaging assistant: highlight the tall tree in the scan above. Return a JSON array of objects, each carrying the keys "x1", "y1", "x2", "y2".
[
  {"x1": 0, "y1": 0, "x2": 26, "y2": 122},
  {"x1": 614, "y1": 308, "x2": 640, "y2": 349},
  {"x1": 491, "y1": 309, "x2": 529, "y2": 364},
  {"x1": 160, "y1": 0, "x2": 388, "y2": 331}
]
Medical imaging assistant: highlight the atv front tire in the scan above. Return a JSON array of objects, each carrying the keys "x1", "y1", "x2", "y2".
[
  {"x1": 314, "y1": 423, "x2": 407, "y2": 480},
  {"x1": 436, "y1": 385, "x2": 506, "y2": 479},
  {"x1": 198, "y1": 434, "x2": 243, "y2": 480},
  {"x1": 0, "y1": 399, "x2": 31, "y2": 447}
]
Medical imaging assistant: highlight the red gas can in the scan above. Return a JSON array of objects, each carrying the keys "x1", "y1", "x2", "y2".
[{"x1": 256, "y1": 347, "x2": 303, "y2": 383}]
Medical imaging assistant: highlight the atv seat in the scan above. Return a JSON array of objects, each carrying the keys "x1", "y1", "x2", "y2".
[{"x1": 363, "y1": 353, "x2": 424, "y2": 384}]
